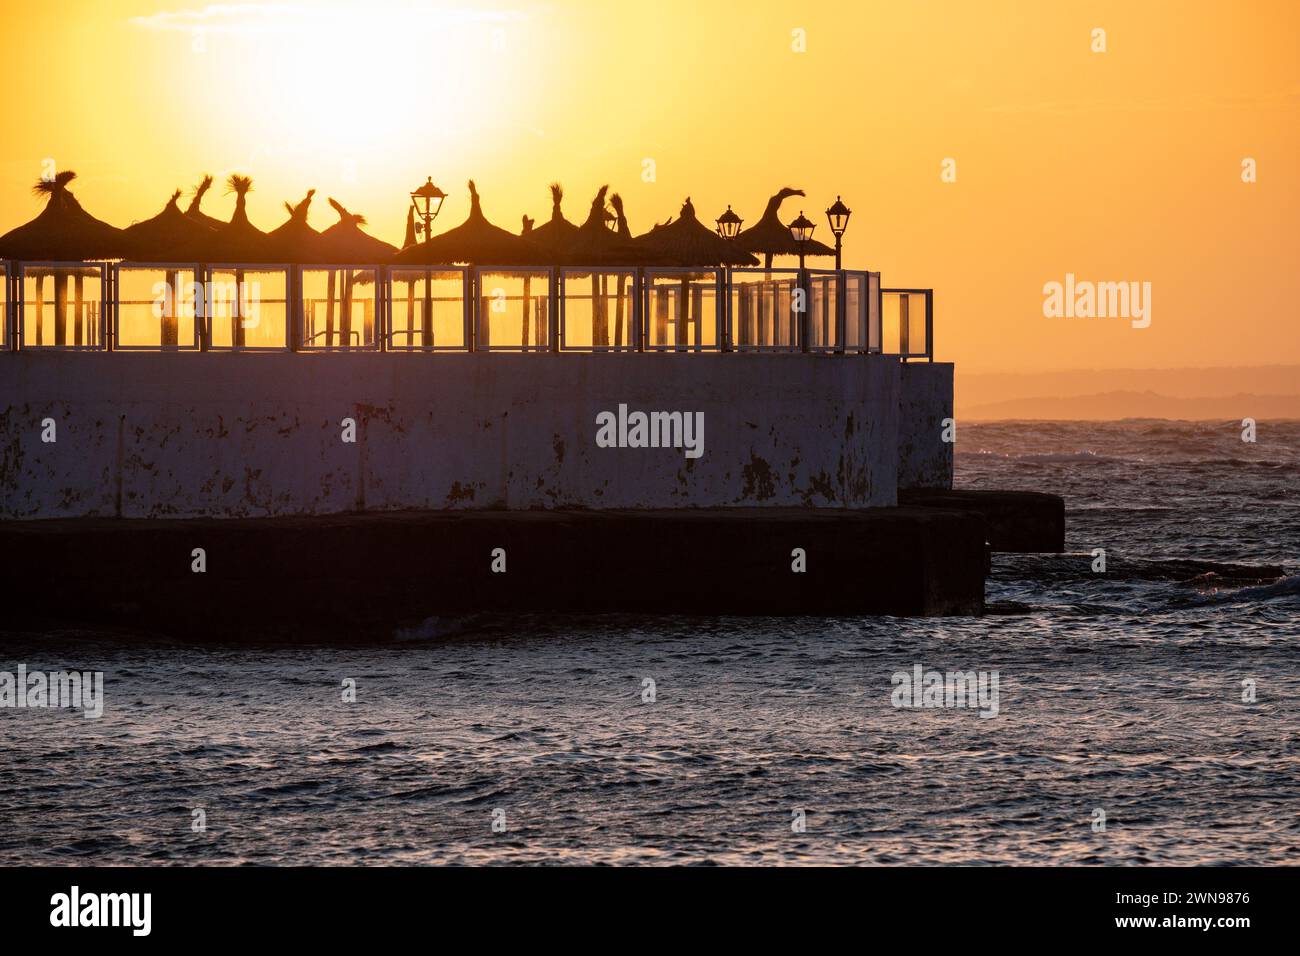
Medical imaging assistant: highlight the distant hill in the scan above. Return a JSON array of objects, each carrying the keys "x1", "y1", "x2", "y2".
[{"x1": 956, "y1": 366, "x2": 1300, "y2": 421}]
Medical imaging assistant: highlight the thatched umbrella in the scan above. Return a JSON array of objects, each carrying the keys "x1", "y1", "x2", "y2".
[
  {"x1": 207, "y1": 174, "x2": 278, "y2": 347},
  {"x1": 520, "y1": 215, "x2": 537, "y2": 346},
  {"x1": 392, "y1": 180, "x2": 548, "y2": 267},
  {"x1": 0, "y1": 171, "x2": 127, "y2": 346},
  {"x1": 732, "y1": 188, "x2": 835, "y2": 348},
  {"x1": 392, "y1": 181, "x2": 549, "y2": 349},
  {"x1": 185, "y1": 175, "x2": 226, "y2": 230},
  {"x1": 124, "y1": 189, "x2": 219, "y2": 261},
  {"x1": 267, "y1": 190, "x2": 333, "y2": 263},
  {"x1": 526, "y1": 183, "x2": 579, "y2": 254},
  {"x1": 735, "y1": 187, "x2": 835, "y2": 267},
  {"x1": 314, "y1": 198, "x2": 397, "y2": 347},
  {"x1": 562, "y1": 186, "x2": 664, "y2": 347},
  {"x1": 633, "y1": 197, "x2": 757, "y2": 348},
  {"x1": 122, "y1": 189, "x2": 220, "y2": 345}
]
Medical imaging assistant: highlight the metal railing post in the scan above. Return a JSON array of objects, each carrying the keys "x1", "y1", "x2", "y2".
[{"x1": 925, "y1": 289, "x2": 934, "y2": 361}]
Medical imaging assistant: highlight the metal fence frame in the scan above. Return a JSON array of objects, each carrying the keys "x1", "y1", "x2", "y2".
[
  {"x1": 0, "y1": 261, "x2": 930, "y2": 360},
  {"x1": 640, "y1": 267, "x2": 726, "y2": 353},
  {"x1": 112, "y1": 262, "x2": 205, "y2": 351},
  {"x1": 14, "y1": 261, "x2": 111, "y2": 351},
  {"x1": 881, "y1": 287, "x2": 934, "y2": 362},
  {"x1": 557, "y1": 266, "x2": 641, "y2": 352},
  {"x1": 296, "y1": 264, "x2": 384, "y2": 351},
  {"x1": 471, "y1": 265, "x2": 555, "y2": 353},
  {"x1": 201, "y1": 264, "x2": 293, "y2": 352}
]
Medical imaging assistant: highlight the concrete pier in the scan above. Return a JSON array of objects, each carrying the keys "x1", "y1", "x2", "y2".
[
  {"x1": 899, "y1": 488, "x2": 1065, "y2": 552},
  {"x1": 0, "y1": 507, "x2": 987, "y2": 638},
  {"x1": 0, "y1": 352, "x2": 930, "y2": 517}
]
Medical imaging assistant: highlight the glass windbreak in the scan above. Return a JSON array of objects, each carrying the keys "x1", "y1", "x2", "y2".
[
  {"x1": 882, "y1": 291, "x2": 930, "y2": 357},
  {"x1": 807, "y1": 272, "x2": 840, "y2": 351},
  {"x1": 843, "y1": 272, "x2": 869, "y2": 352},
  {"x1": 562, "y1": 270, "x2": 636, "y2": 350},
  {"x1": 868, "y1": 272, "x2": 881, "y2": 351},
  {"x1": 643, "y1": 271, "x2": 718, "y2": 350},
  {"x1": 476, "y1": 270, "x2": 551, "y2": 350},
  {"x1": 22, "y1": 266, "x2": 104, "y2": 348},
  {"x1": 729, "y1": 270, "x2": 799, "y2": 349},
  {"x1": 301, "y1": 268, "x2": 379, "y2": 349},
  {"x1": 117, "y1": 266, "x2": 200, "y2": 349},
  {"x1": 207, "y1": 268, "x2": 288, "y2": 349},
  {"x1": 389, "y1": 269, "x2": 466, "y2": 350}
]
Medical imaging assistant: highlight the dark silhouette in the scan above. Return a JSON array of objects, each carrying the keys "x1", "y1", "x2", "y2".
[
  {"x1": 0, "y1": 171, "x2": 125, "y2": 346},
  {"x1": 736, "y1": 187, "x2": 835, "y2": 268},
  {"x1": 185, "y1": 175, "x2": 225, "y2": 230}
]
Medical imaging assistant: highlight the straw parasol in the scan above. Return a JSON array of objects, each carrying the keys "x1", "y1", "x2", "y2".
[
  {"x1": 563, "y1": 187, "x2": 666, "y2": 347},
  {"x1": 525, "y1": 182, "x2": 579, "y2": 256},
  {"x1": 0, "y1": 170, "x2": 127, "y2": 261},
  {"x1": 633, "y1": 197, "x2": 759, "y2": 267},
  {"x1": 633, "y1": 197, "x2": 757, "y2": 349},
  {"x1": 185, "y1": 175, "x2": 226, "y2": 230},
  {"x1": 321, "y1": 198, "x2": 398, "y2": 262},
  {"x1": 123, "y1": 189, "x2": 220, "y2": 262},
  {"x1": 391, "y1": 180, "x2": 549, "y2": 266},
  {"x1": 0, "y1": 170, "x2": 127, "y2": 347},
  {"x1": 122, "y1": 189, "x2": 221, "y2": 345},
  {"x1": 207, "y1": 174, "x2": 278, "y2": 262},
  {"x1": 206, "y1": 174, "x2": 279, "y2": 347},
  {"x1": 266, "y1": 189, "x2": 336, "y2": 263},
  {"x1": 735, "y1": 187, "x2": 835, "y2": 267},
  {"x1": 309, "y1": 198, "x2": 397, "y2": 348}
]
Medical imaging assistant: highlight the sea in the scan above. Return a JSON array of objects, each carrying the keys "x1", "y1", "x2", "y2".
[{"x1": 2, "y1": 419, "x2": 1296, "y2": 865}]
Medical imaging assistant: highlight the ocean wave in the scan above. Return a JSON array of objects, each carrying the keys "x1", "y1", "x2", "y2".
[{"x1": 956, "y1": 450, "x2": 1126, "y2": 464}]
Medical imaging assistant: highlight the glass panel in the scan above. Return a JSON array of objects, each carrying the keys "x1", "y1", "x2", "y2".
[
  {"x1": 644, "y1": 271, "x2": 718, "y2": 350},
  {"x1": 908, "y1": 293, "x2": 929, "y2": 356},
  {"x1": 807, "y1": 272, "x2": 839, "y2": 350},
  {"x1": 844, "y1": 272, "x2": 868, "y2": 352},
  {"x1": 22, "y1": 266, "x2": 104, "y2": 348},
  {"x1": 476, "y1": 270, "x2": 550, "y2": 350},
  {"x1": 728, "y1": 270, "x2": 799, "y2": 349},
  {"x1": 117, "y1": 266, "x2": 200, "y2": 349},
  {"x1": 562, "y1": 270, "x2": 635, "y2": 350},
  {"x1": 300, "y1": 268, "x2": 378, "y2": 349},
  {"x1": 207, "y1": 268, "x2": 288, "y2": 349},
  {"x1": 868, "y1": 272, "x2": 881, "y2": 351},
  {"x1": 882, "y1": 291, "x2": 928, "y2": 356},
  {"x1": 389, "y1": 268, "x2": 466, "y2": 350},
  {"x1": 0, "y1": 264, "x2": 7, "y2": 348}
]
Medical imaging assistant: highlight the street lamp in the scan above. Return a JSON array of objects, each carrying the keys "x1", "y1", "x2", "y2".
[
  {"x1": 788, "y1": 211, "x2": 815, "y2": 269},
  {"x1": 715, "y1": 205, "x2": 743, "y2": 239},
  {"x1": 825, "y1": 196, "x2": 851, "y2": 271},
  {"x1": 410, "y1": 177, "x2": 447, "y2": 242}
]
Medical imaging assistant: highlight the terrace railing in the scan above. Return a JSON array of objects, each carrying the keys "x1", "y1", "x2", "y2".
[
  {"x1": 881, "y1": 288, "x2": 934, "y2": 361},
  {"x1": 0, "y1": 263, "x2": 926, "y2": 360}
]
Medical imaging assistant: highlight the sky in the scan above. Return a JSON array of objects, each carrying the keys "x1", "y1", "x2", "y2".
[{"x1": 0, "y1": 0, "x2": 1296, "y2": 372}]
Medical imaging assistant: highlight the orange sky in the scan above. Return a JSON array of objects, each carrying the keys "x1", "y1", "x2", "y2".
[{"x1": 1, "y1": 0, "x2": 1296, "y2": 371}]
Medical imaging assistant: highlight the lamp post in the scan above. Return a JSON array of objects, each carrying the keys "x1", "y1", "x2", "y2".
[
  {"x1": 789, "y1": 212, "x2": 816, "y2": 352},
  {"x1": 715, "y1": 205, "x2": 743, "y2": 240},
  {"x1": 410, "y1": 177, "x2": 446, "y2": 349},
  {"x1": 825, "y1": 196, "x2": 851, "y2": 271},
  {"x1": 715, "y1": 206, "x2": 743, "y2": 352},
  {"x1": 410, "y1": 177, "x2": 447, "y2": 243},
  {"x1": 789, "y1": 211, "x2": 815, "y2": 270}
]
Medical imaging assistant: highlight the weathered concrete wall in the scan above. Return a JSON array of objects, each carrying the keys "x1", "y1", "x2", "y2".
[
  {"x1": 897, "y1": 362, "x2": 954, "y2": 490},
  {"x1": 1, "y1": 353, "x2": 906, "y2": 518}
]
